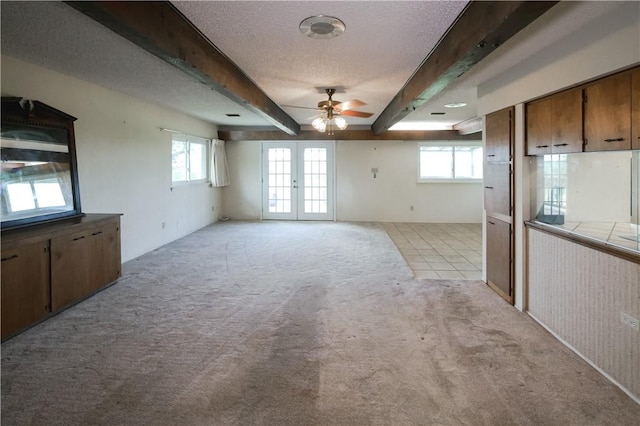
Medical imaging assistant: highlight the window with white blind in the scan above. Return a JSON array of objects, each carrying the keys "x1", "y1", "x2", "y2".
[{"x1": 418, "y1": 142, "x2": 483, "y2": 182}]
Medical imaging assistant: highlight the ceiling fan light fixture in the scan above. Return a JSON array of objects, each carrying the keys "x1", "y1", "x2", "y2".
[
  {"x1": 312, "y1": 117, "x2": 327, "y2": 132},
  {"x1": 334, "y1": 116, "x2": 348, "y2": 130},
  {"x1": 299, "y1": 15, "x2": 346, "y2": 39}
]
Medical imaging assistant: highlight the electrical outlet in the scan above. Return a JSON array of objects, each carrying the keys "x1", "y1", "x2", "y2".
[{"x1": 620, "y1": 312, "x2": 640, "y2": 331}]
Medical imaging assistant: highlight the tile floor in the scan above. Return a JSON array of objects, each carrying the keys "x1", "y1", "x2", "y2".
[{"x1": 382, "y1": 222, "x2": 483, "y2": 280}]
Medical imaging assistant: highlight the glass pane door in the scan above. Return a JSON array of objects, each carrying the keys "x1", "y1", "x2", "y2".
[{"x1": 262, "y1": 142, "x2": 333, "y2": 221}]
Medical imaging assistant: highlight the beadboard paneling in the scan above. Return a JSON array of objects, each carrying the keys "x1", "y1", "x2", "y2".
[{"x1": 528, "y1": 229, "x2": 640, "y2": 400}]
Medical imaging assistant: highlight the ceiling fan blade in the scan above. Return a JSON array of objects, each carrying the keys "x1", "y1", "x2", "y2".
[
  {"x1": 281, "y1": 104, "x2": 324, "y2": 111},
  {"x1": 339, "y1": 110, "x2": 373, "y2": 118},
  {"x1": 335, "y1": 99, "x2": 366, "y2": 111}
]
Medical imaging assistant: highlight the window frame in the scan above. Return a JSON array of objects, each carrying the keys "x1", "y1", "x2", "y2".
[
  {"x1": 171, "y1": 134, "x2": 210, "y2": 187},
  {"x1": 417, "y1": 141, "x2": 484, "y2": 183}
]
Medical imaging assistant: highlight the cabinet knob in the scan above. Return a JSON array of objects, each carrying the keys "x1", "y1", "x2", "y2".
[
  {"x1": 484, "y1": 186, "x2": 494, "y2": 189},
  {"x1": 553, "y1": 143, "x2": 568, "y2": 147},
  {"x1": 604, "y1": 138, "x2": 624, "y2": 143},
  {"x1": 1, "y1": 254, "x2": 18, "y2": 262},
  {"x1": 536, "y1": 145, "x2": 549, "y2": 148},
  {"x1": 488, "y1": 220, "x2": 495, "y2": 225}
]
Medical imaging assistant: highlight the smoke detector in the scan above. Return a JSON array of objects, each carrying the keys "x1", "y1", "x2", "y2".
[{"x1": 299, "y1": 15, "x2": 346, "y2": 39}]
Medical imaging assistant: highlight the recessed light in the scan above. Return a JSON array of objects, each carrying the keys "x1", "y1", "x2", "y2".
[
  {"x1": 444, "y1": 102, "x2": 467, "y2": 108},
  {"x1": 299, "y1": 15, "x2": 346, "y2": 39}
]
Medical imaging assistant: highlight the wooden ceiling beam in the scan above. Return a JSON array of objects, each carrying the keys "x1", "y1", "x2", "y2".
[
  {"x1": 217, "y1": 128, "x2": 480, "y2": 142},
  {"x1": 65, "y1": 1, "x2": 300, "y2": 135},
  {"x1": 372, "y1": 1, "x2": 558, "y2": 135}
]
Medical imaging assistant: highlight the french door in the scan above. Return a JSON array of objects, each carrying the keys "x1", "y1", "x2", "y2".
[{"x1": 262, "y1": 142, "x2": 334, "y2": 220}]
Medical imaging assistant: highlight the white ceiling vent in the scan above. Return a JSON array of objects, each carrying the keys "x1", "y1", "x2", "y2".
[{"x1": 299, "y1": 15, "x2": 346, "y2": 39}]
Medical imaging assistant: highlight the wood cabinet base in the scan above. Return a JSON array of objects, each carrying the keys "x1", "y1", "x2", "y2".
[{"x1": 1, "y1": 214, "x2": 122, "y2": 341}]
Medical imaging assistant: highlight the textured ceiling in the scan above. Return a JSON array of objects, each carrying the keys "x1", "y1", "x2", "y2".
[
  {"x1": 0, "y1": 1, "x2": 632, "y2": 133},
  {"x1": 172, "y1": 0, "x2": 468, "y2": 127}
]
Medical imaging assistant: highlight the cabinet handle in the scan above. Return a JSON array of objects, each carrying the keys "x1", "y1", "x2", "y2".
[
  {"x1": 1, "y1": 254, "x2": 18, "y2": 262},
  {"x1": 487, "y1": 154, "x2": 495, "y2": 157},
  {"x1": 536, "y1": 145, "x2": 549, "y2": 148},
  {"x1": 73, "y1": 236, "x2": 85, "y2": 241},
  {"x1": 484, "y1": 186, "x2": 494, "y2": 189},
  {"x1": 604, "y1": 138, "x2": 624, "y2": 143},
  {"x1": 92, "y1": 231, "x2": 103, "y2": 236},
  {"x1": 553, "y1": 143, "x2": 568, "y2": 147},
  {"x1": 488, "y1": 220, "x2": 495, "y2": 225}
]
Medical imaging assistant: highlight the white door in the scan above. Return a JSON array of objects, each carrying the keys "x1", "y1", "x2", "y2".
[{"x1": 262, "y1": 142, "x2": 334, "y2": 220}]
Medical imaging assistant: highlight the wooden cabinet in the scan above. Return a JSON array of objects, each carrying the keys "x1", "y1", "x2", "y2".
[
  {"x1": 484, "y1": 106, "x2": 514, "y2": 304},
  {"x1": 485, "y1": 107, "x2": 513, "y2": 162},
  {"x1": 584, "y1": 71, "x2": 632, "y2": 151},
  {"x1": 486, "y1": 218, "x2": 512, "y2": 302},
  {"x1": 632, "y1": 68, "x2": 640, "y2": 150},
  {"x1": 1, "y1": 214, "x2": 121, "y2": 340},
  {"x1": 484, "y1": 163, "x2": 511, "y2": 218},
  {"x1": 526, "y1": 88, "x2": 583, "y2": 155},
  {"x1": 1, "y1": 241, "x2": 51, "y2": 338}
]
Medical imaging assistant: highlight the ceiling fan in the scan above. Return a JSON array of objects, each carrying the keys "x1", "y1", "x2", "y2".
[{"x1": 284, "y1": 88, "x2": 373, "y2": 134}]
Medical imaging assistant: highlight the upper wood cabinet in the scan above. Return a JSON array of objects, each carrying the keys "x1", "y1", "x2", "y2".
[
  {"x1": 632, "y1": 68, "x2": 640, "y2": 150},
  {"x1": 526, "y1": 88, "x2": 584, "y2": 156},
  {"x1": 485, "y1": 107, "x2": 513, "y2": 163},
  {"x1": 584, "y1": 71, "x2": 632, "y2": 151}
]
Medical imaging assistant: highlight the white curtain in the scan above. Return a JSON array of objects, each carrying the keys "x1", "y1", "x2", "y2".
[{"x1": 211, "y1": 139, "x2": 230, "y2": 187}]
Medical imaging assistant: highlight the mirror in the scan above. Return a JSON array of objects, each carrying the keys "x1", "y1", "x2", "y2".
[{"x1": 1, "y1": 98, "x2": 82, "y2": 230}]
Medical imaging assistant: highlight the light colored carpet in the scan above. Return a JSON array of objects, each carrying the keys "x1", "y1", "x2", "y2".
[{"x1": 2, "y1": 221, "x2": 639, "y2": 425}]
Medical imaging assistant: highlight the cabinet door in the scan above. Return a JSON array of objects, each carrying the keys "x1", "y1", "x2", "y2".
[
  {"x1": 1, "y1": 241, "x2": 50, "y2": 339},
  {"x1": 585, "y1": 72, "x2": 631, "y2": 151},
  {"x1": 486, "y1": 218, "x2": 512, "y2": 303},
  {"x1": 632, "y1": 68, "x2": 640, "y2": 150},
  {"x1": 485, "y1": 107, "x2": 513, "y2": 163},
  {"x1": 551, "y1": 88, "x2": 583, "y2": 153},
  {"x1": 526, "y1": 98, "x2": 552, "y2": 156},
  {"x1": 101, "y1": 219, "x2": 122, "y2": 285},
  {"x1": 484, "y1": 163, "x2": 511, "y2": 218},
  {"x1": 51, "y1": 228, "x2": 93, "y2": 311}
]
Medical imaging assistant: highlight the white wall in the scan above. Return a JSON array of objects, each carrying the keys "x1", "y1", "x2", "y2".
[
  {"x1": 336, "y1": 140, "x2": 482, "y2": 222},
  {"x1": 1, "y1": 56, "x2": 221, "y2": 262},
  {"x1": 222, "y1": 139, "x2": 484, "y2": 223},
  {"x1": 222, "y1": 140, "x2": 262, "y2": 220}
]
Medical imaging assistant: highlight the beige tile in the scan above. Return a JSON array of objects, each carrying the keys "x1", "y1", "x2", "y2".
[
  {"x1": 436, "y1": 270, "x2": 464, "y2": 279},
  {"x1": 422, "y1": 255, "x2": 446, "y2": 263},
  {"x1": 461, "y1": 270, "x2": 483, "y2": 280},
  {"x1": 435, "y1": 247, "x2": 458, "y2": 255},
  {"x1": 429, "y1": 262, "x2": 456, "y2": 271},
  {"x1": 417, "y1": 249, "x2": 438, "y2": 256},
  {"x1": 410, "y1": 262, "x2": 432, "y2": 270},
  {"x1": 442, "y1": 254, "x2": 468, "y2": 263},
  {"x1": 400, "y1": 248, "x2": 420, "y2": 256},
  {"x1": 404, "y1": 255, "x2": 424, "y2": 263},
  {"x1": 450, "y1": 262, "x2": 479, "y2": 271},
  {"x1": 414, "y1": 270, "x2": 440, "y2": 279}
]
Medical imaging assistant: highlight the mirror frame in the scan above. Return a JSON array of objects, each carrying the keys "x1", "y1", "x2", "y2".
[{"x1": 1, "y1": 97, "x2": 83, "y2": 230}]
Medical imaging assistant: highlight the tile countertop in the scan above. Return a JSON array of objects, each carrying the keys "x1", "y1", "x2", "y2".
[{"x1": 554, "y1": 221, "x2": 639, "y2": 252}]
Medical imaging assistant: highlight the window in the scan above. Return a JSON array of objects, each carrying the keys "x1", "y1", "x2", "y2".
[
  {"x1": 418, "y1": 142, "x2": 483, "y2": 182},
  {"x1": 171, "y1": 134, "x2": 208, "y2": 185}
]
